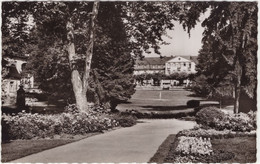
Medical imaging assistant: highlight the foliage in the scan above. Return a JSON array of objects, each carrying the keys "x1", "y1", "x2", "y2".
[
  {"x1": 110, "y1": 113, "x2": 137, "y2": 127},
  {"x1": 189, "y1": 74, "x2": 211, "y2": 97},
  {"x1": 2, "y1": 2, "x2": 32, "y2": 58},
  {"x1": 134, "y1": 72, "x2": 191, "y2": 86},
  {"x1": 196, "y1": 107, "x2": 256, "y2": 132},
  {"x1": 213, "y1": 112, "x2": 256, "y2": 132},
  {"x1": 178, "y1": 128, "x2": 256, "y2": 139},
  {"x1": 2, "y1": 2, "x2": 186, "y2": 111},
  {"x1": 2, "y1": 106, "x2": 137, "y2": 140},
  {"x1": 182, "y1": 2, "x2": 257, "y2": 113},
  {"x1": 195, "y1": 107, "x2": 226, "y2": 127}
]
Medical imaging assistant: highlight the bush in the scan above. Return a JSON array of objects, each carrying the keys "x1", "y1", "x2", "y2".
[
  {"x1": 177, "y1": 128, "x2": 256, "y2": 139},
  {"x1": 214, "y1": 113, "x2": 256, "y2": 132},
  {"x1": 111, "y1": 113, "x2": 137, "y2": 127},
  {"x1": 195, "y1": 107, "x2": 226, "y2": 127},
  {"x1": 187, "y1": 100, "x2": 200, "y2": 108},
  {"x1": 2, "y1": 107, "x2": 119, "y2": 140},
  {"x1": 195, "y1": 107, "x2": 256, "y2": 132},
  {"x1": 2, "y1": 104, "x2": 141, "y2": 140}
]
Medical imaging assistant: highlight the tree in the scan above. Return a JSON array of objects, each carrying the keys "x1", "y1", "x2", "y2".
[
  {"x1": 181, "y1": 2, "x2": 257, "y2": 113},
  {"x1": 2, "y1": 2, "x2": 33, "y2": 58},
  {"x1": 2, "y1": 2, "x2": 183, "y2": 112}
]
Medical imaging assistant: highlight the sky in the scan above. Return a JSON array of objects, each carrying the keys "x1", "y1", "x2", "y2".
[{"x1": 144, "y1": 12, "x2": 209, "y2": 57}]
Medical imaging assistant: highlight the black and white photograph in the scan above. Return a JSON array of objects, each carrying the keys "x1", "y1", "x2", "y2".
[{"x1": 1, "y1": 1, "x2": 257, "y2": 163}]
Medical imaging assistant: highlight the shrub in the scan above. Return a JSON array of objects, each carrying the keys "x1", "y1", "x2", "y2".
[
  {"x1": 214, "y1": 113, "x2": 256, "y2": 132},
  {"x1": 195, "y1": 107, "x2": 256, "y2": 132},
  {"x1": 177, "y1": 128, "x2": 256, "y2": 139},
  {"x1": 195, "y1": 107, "x2": 226, "y2": 127},
  {"x1": 2, "y1": 108, "x2": 120, "y2": 140},
  {"x1": 111, "y1": 113, "x2": 137, "y2": 127},
  {"x1": 187, "y1": 100, "x2": 200, "y2": 108},
  {"x1": 2, "y1": 103, "x2": 141, "y2": 140},
  {"x1": 64, "y1": 104, "x2": 80, "y2": 113}
]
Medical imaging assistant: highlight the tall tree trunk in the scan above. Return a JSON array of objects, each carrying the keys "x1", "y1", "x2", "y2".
[
  {"x1": 233, "y1": 60, "x2": 242, "y2": 114},
  {"x1": 66, "y1": 26, "x2": 88, "y2": 111},
  {"x1": 234, "y1": 85, "x2": 240, "y2": 114},
  {"x1": 83, "y1": 2, "x2": 100, "y2": 102},
  {"x1": 66, "y1": 2, "x2": 100, "y2": 112}
]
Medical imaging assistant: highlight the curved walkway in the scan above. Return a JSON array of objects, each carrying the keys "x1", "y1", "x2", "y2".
[{"x1": 11, "y1": 119, "x2": 195, "y2": 163}]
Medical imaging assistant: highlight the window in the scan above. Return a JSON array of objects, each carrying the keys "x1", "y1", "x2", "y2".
[{"x1": 184, "y1": 63, "x2": 186, "y2": 66}]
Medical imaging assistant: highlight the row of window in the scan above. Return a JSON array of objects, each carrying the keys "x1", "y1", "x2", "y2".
[
  {"x1": 167, "y1": 68, "x2": 191, "y2": 72},
  {"x1": 136, "y1": 65, "x2": 164, "y2": 69},
  {"x1": 166, "y1": 62, "x2": 192, "y2": 67}
]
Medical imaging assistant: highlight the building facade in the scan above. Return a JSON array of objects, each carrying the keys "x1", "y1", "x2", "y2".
[
  {"x1": 2, "y1": 56, "x2": 34, "y2": 105},
  {"x1": 134, "y1": 57, "x2": 172, "y2": 75},
  {"x1": 134, "y1": 55, "x2": 197, "y2": 75},
  {"x1": 165, "y1": 56, "x2": 197, "y2": 75}
]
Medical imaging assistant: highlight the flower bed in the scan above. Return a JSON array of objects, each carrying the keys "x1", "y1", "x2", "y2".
[
  {"x1": 165, "y1": 135, "x2": 234, "y2": 163},
  {"x1": 164, "y1": 107, "x2": 257, "y2": 163},
  {"x1": 2, "y1": 104, "x2": 137, "y2": 140},
  {"x1": 178, "y1": 128, "x2": 256, "y2": 139},
  {"x1": 175, "y1": 136, "x2": 213, "y2": 155}
]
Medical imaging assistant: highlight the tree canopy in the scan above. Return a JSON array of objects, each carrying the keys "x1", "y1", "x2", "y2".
[
  {"x1": 2, "y1": 1, "x2": 257, "y2": 113},
  {"x1": 185, "y1": 2, "x2": 257, "y2": 113}
]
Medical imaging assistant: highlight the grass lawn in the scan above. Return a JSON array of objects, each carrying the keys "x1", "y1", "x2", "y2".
[
  {"x1": 1, "y1": 133, "x2": 100, "y2": 162},
  {"x1": 149, "y1": 134, "x2": 176, "y2": 163},
  {"x1": 212, "y1": 136, "x2": 256, "y2": 163},
  {"x1": 150, "y1": 135, "x2": 256, "y2": 163},
  {"x1": 117, "y1": 89, "x2": 204, "y2": 113}
]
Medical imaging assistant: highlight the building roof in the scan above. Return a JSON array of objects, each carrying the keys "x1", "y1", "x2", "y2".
[{"x1": 135, "y1": 56, "x2": 198, "y2": 65}]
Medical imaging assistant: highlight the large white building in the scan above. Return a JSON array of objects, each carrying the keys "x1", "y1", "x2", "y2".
[
  {"x1": 134, "y1": 55, "x2": 197, "y2": 75},
  {"x1": 165, "y1": 56, "x2": 196, "y2": 75}
]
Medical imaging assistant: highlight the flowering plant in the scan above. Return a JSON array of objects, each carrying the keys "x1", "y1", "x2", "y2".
[
  {"x1": 175, "y1": 136, "x2": 213, "y2": 156},
  {"x1": 2, "y1": 104, "x2": 136, "y2": 140}
]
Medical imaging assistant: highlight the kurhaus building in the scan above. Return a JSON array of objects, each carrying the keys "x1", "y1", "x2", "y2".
[{"x1": 134, "y1": 55, "x2": 198, "y2": 75}]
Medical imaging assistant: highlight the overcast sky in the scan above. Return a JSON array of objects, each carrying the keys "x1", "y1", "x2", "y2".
[{"x1": 144, "y1": 11, "x2": 209, "y2": 57}]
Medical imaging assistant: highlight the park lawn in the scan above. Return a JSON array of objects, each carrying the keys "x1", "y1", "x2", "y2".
[
  {"x1": 117, "y1": 89, "x2": 203, "y2": 112},
  {"x1": 150, "y1": 135, "x2": 256, "y2": 163},
  {"x1": 212, "y1": 136, "x2": 256, "y2": 163},
  {"x1": 1, "y1": 133, "x2": 100, "y2": 162},
  {"x1": 149, "y1": 134, "x2": 176, "y2": 163}
]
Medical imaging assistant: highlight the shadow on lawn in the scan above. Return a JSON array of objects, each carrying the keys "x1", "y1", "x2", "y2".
[{"x1": 140, "y1": 105, "x2": 189, "y2": 111}]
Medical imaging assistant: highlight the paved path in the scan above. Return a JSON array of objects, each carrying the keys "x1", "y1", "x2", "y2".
[{"x1": 11, "y1": 119, "x2": 195, "y2": 163}]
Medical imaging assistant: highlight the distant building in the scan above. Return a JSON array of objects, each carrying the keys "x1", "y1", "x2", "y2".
[
  {"x1": 134, "y1": 55, "x2": 198, "y2": 75},
  {"x1": 2, "y1": 55, "x2": 34, "y2": 105},
  {"x1": 165, "y1": 56, "x2": 197, "y2": 75},
  {"x1": 134, "y1": 57, "x2": 172, "y2": 75}
]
